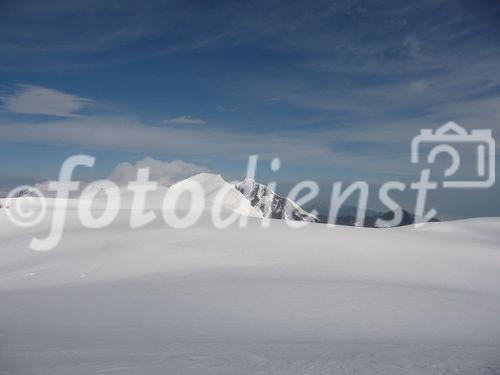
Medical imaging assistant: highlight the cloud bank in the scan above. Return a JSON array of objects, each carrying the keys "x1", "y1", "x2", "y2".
[{"x1": 108, "y1": 157, "x2": 208, "y2": 186}]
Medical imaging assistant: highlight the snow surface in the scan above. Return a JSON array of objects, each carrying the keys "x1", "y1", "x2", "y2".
[{"x1": 1, "y1": 196, "x2": 500, "y2": 373}]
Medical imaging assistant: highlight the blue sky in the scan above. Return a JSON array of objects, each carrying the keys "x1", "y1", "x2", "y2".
[{"x1": 1, "y1": 0, "x2": 499, "y2": 218}]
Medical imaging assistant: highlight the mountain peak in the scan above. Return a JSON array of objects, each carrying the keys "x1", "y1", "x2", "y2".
[{"x1": 235, "y1": 179, "x2": 318, "y2": 222}]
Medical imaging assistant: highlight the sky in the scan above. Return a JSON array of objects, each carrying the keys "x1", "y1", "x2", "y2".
[{"x1": 0, "y1": 0, "x2": 499, "y2": 218}]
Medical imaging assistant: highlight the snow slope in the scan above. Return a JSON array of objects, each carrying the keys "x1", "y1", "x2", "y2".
[
  {"x1": 0, "y1": 201, "x2": 500, "y2": 374},
  {"x1": 170, "y1": 173, "x2": 263, "y2": 217},
  {"x1": 0, "y1": 173, "x2": 263, "y2": 217}
]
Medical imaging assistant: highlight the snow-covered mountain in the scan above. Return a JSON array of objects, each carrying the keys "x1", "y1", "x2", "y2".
[
  {"x1": 169, "y1": 173, "x2": 263, "y2": 218},
  {"x1": 235, "y1": 178, "x2": 319, "y2": 222},
  {"x1": 11, "y1": 174, "x2": 314, "y2": 223},
  {"x1": 3, "y1": 174, "x2": 439, "y2": 227}
]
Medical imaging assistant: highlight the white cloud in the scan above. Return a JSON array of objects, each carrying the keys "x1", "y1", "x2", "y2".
[
  {"x1": 162, "y1": 116, "x2": 206, "y2": 125},
  {"x1": 108, "y1": 157, "x2": 208, "y2": 186},
  {"x1": 1, "y1": 85, "x2": 89, "y2": 117}
]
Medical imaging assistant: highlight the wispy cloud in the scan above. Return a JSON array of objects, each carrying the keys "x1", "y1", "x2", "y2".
[
  {"x1": 0, "y1": 114, "x2": 454, "y2": 177},
  {"x1": 0, "y1": 116, "x2": 336, "y2": 164},
  {"x1": 162, "y1": 116, "x2": 206, "y2": 125},
  {"x1": 0, "y1": 0, "x2": 251, "y2": 71},
  {"x1": 1, "y1": 85, "x2": 90, "y2": 117}
]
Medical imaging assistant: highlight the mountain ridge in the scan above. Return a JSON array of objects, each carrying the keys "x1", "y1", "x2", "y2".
[{"x1": 235, "y1": 178, "x2": 319, "y2": 223}]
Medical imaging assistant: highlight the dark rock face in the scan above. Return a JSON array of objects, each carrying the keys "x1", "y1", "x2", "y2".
[
  {"x1": 376, "y1": 209, "x2": 440, "y2": 226},
  {"x1": 236, "y1": 179, "x2": 439, "y2": 227},
  {"x1": 317, "y1": 209, "x2": 439, "y2": 227},
  {"x1": 14, "y1": 189, "x2": 35, "y2": 198},
  {"x1": 236, "y1": 179, "x2": 319, "y2": 222}
]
